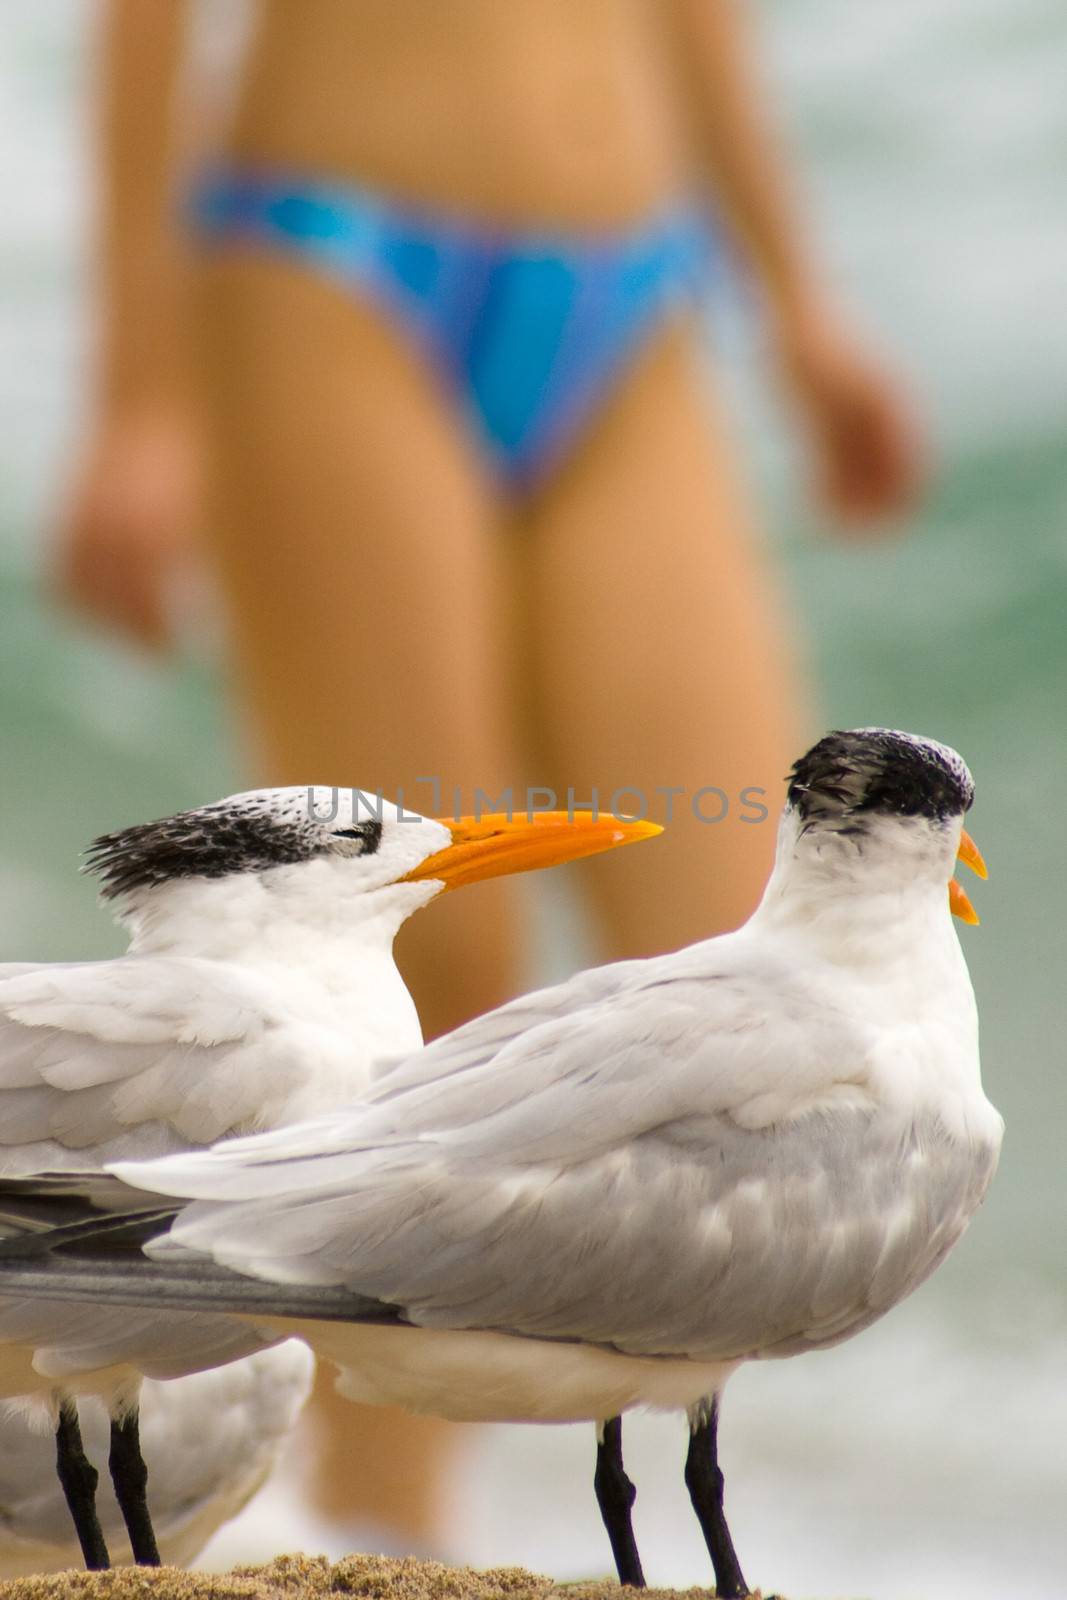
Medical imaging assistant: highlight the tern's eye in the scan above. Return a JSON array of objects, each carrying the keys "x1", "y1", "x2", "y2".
[{"x1": 330, "y1": 822, "x2": 383, "y2": 857}]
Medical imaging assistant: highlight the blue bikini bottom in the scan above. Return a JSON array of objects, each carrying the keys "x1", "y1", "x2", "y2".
[{"x1": 191, "y1": 167, "x2": 718, "y2": 491}]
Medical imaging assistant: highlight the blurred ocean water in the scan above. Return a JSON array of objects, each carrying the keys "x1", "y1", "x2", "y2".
[{"x1": 1, "y1": 2, "x2": 1065, "y2": 1595}]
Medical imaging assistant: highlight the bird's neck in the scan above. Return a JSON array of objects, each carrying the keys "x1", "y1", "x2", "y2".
[
  {"x1": 745, "y1": 811, "x2": 988, "y2": 1130},
  {"x1": 750, "y1": 810, "x2": 966, "y2": 976},
  {"x1": 120, "y1": 874, "x2": 438, "y2": 1071}
]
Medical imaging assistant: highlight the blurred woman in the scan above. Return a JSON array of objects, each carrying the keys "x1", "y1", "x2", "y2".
[{"x1": 57, "y1": 0, "x2": 922, "y2": 1551}]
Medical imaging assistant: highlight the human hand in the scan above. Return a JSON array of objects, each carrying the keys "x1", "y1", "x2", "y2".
[
  {"x1": 53, "y1": 404, "x2": 203, "y2": 652},
  {"x1": 772, "y1": 304, "x2": 927, "y2": 533}
]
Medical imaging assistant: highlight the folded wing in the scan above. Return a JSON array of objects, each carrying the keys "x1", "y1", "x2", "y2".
[
  {"x1": 110, "y1": 947, "x2": 995, "y2": 1361},
  {"x1": 0, "y1": 958, "x2": 343, "y2": 1169}
]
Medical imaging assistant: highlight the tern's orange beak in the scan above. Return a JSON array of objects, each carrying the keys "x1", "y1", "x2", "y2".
[
  {"x1": 403, "y1": 811, "x2": 662, "y2": 892},
  {"x1": 949, "y1": 827, "x2": 987, "y2": 925}
]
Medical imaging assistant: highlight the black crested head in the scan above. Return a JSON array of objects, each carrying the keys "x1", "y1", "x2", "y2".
[
  {"x1": 85, "y1": 789, "x2": 383, "y2": 900},
  {"x1": 787, "y1": 729, "x2": 974, "y2": 831}
]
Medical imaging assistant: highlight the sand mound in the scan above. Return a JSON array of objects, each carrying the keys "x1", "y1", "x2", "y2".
[{"x1": 0, "y1": 1553, "x2": 725, "y2": 1600}]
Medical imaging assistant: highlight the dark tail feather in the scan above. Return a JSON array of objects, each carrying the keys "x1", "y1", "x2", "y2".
[
  {"x1": 0, "y1": 1251, "x2": 391, "y2": 1322},
  {"x1": 0, "y1": 1171, "x2": 165, "y2": 1238},
  {"x1": 0, "y1": 1174, "x2": 401, "y2": 1326}
]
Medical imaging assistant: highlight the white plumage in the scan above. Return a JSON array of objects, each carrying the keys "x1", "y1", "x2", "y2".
[
  {"x1": 0, "y1": 730, "x2": 997, "y2": 1592},
  {"x1": 134, "y1": 800, "x2": 1001, "y2": 1418},
  {"x1": 0, "y1": 791, "x2": 447, "y2": 1415},
  {"x1": 0, "y1": 784, "x2": 651, "y2": 1567}
]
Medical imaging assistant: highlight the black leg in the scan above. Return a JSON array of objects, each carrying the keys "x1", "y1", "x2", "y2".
[
  {"x1": 594, "y1": 1415, "x2": 646, "y2": 1588},
  {"x1": 109, "y1": 1409, "x2": 162, "y2": 1565},
  {"x1": 684, "y1": 1396, "x2": 749, "y2": 1598},
  {"x1": 55, "y1": 1400, "x2": 111, "y2": 1570}
]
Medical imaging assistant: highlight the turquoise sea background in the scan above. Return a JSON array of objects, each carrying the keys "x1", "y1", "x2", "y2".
[{"x1": 1, "y1": 3, "x2": 1065, "y2": 1595}]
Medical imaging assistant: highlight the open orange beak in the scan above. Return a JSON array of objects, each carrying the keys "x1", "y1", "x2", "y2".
[
  {"x1": 949, "y1": 827, "x2": 988, "y2": 925},
  {"x1": 403, "y1": 811, "x2": 662, "y2": 892}
]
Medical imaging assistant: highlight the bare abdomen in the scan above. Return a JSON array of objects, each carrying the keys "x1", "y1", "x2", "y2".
[{"x1": 227, "y1": 0, "x2": 691, "y2": 227}]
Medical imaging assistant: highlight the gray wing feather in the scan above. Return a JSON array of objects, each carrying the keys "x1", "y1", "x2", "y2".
[
  {"x1": 234, "y1": 1110, "x2": 989, "y2": 1360},
  {"x1": 135, "y1": 947, "x2": 1000, "y2": 1361},
  {"x1": 0, "y1": 958, "x2": 314, "y2": 1171},
  {"x1": 0, "y1": 957, "x2": 341, "y2": 1384},
  {"x1": 0, "y1": 1294, "x2": 274, "y2": 1384}
]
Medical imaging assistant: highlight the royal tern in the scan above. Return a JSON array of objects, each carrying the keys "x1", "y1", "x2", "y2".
[
  {"x1": 0, "y1": 1342, "x2": 314, "y2": 1575},
  {"x1": 0, "y1": 731, "x2": 1000, "y2": 1594},
  {"x1": 0, "y1": 785, "x2": 656, "y2": 1569}
]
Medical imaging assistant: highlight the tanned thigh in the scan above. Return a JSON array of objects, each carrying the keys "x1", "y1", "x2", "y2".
[
  {"x1": 196, "y1": 254, "x2": 524, "y2": 1038},
  {"x1": 518, "y1": 320, "x2": 809, "y2": 956}
]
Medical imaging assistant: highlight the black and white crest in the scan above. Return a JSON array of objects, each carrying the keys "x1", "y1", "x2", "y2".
[
  {"x1": 787, "y1": 729, "x2": 974, "y2": 830},
  {"x1": 85, "y1": 789, "x2": 383, "y2": 900}
]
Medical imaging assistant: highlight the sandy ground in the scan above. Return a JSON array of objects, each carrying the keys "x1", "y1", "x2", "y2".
[{"x1": 0, "y1": 1555, "x2": 731, "y2": 1600}]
